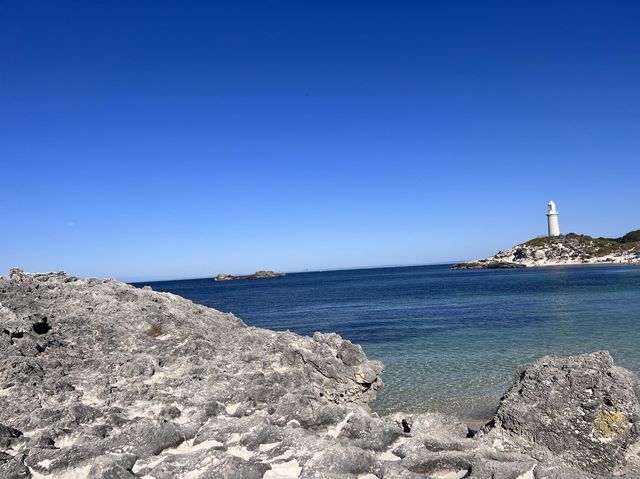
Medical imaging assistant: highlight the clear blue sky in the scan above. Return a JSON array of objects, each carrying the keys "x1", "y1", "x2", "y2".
[{"x1": 2, "y1": 1, "x2": 639, "y2": 281}]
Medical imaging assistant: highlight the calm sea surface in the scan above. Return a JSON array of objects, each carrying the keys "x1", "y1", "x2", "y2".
[{"x1": 133, "y1": 264, "x2": 640, "y2": 424}]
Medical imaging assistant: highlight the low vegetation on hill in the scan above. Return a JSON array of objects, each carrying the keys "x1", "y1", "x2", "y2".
[
  {"x1": 454, "y1": 229, "x2": 640, "y2": 269},
  {"x1": 524, "y1": 230, "x2": 640, "y2": 257}
]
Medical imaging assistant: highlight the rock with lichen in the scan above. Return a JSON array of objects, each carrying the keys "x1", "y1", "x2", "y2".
[{"x1": 482, "y1": 350, "x2": 640, "y2": 476}]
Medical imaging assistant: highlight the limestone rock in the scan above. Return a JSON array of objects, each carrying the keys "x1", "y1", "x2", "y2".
[
  {"x1": 0, "y1": 270, "x2": 382, "y2": 478},
  {"x1": 0, "y1": 452, "x2": 31, "y2": 479},
  {"x1": 486, "y1": 351, "x2": 640, "y2": 476},
  {"x1": 88, "y1": 454, "x2": 138, "y2": 479}
]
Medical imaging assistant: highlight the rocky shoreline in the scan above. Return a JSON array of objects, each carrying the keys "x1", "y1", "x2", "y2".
[
  {"x1": 2, "y1": 269, "x2": 640, "y2": 478},
  {"x1": 453, "y1": 231, "x2": 640, "y2": 269}
]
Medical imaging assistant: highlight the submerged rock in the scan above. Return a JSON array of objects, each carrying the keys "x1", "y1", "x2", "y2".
[{"x1": 1, "y1": 269, "x2": 639, "y2": 478}]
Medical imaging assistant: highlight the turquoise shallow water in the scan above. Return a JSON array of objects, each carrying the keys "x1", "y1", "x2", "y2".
[{"x1": 134, "y1": 264, "x2": 640, "y2": 423}]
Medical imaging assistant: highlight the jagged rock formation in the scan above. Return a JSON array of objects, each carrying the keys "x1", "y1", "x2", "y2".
[
  {"x1": 453, "y1": 231, "x2": 640, "y2": 269},
  {"x1": 0, "y1": 269, "x2": 380, "y2": 478},
  {"x1": 1, "y1": 269, "x2": 640, "y2": 478}
]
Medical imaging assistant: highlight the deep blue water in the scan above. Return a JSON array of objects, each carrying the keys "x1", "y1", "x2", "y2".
[{"x1": 133, "y1": 264, "x2": 640, "y2": 423}]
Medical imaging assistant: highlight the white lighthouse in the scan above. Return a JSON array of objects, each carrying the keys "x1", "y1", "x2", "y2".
[{"x1": 547, "y1": 201, "x2": 560, "y2": 237}]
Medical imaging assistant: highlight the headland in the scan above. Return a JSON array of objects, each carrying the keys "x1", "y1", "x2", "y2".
[{"x1": 453, "y1": 230, "x2": 640, "y2": 269}]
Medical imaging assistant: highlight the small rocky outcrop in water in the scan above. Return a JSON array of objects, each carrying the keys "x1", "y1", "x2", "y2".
[
  {"x1": 1, "y1": 269, "x2": 640, "y2": 478},
  {"x1": 214, "y1": 270, "x2": 286, "y2": 281}
]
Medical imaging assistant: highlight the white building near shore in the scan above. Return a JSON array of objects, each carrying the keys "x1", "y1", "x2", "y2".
[{"x1": 547, "y1": 201, "x2": 560, "y2": 237}]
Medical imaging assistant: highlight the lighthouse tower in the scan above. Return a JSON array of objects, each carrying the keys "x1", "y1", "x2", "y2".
[{"x1": 547, "y1": 201, "x2": 560, "y2": 237}]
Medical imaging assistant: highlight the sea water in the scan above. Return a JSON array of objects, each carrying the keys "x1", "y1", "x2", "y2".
[{"x1": 133, "y1": 264, "x2": 640, "y2": 423}]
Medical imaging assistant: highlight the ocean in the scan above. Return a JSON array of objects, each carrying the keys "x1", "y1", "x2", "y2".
[{"x1": 133, "y1": 264, "x2": 640, "y2": 424}]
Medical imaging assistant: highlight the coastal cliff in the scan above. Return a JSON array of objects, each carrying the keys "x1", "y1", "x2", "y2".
[
  {"x1": 453, "y1": 230, "x2": 640, "y2": 269},
  {"x1": 2, "y1": 269, "x2": 640, "y2": 478}
]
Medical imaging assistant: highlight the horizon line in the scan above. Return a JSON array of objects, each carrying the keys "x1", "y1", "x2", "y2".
[{"x1": 128, "y1": 260, "x2": 463, "y2": 284}]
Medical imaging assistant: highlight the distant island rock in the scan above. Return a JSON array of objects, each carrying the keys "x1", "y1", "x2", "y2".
[
  {"x1": 453, "y1": 230, "x2": 640, "y2": 269},
  {"x1": 214, "y1": 270, "x2": 286, "y2": 281}
]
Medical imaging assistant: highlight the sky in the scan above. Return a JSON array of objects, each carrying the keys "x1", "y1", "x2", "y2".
[{"x1": 1, "y1": 1, "x2": 639, "y2": 281}]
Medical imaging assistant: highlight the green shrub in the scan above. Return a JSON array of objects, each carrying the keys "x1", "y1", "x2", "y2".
[{"x1": 619, "y1": 230, "x2": 640, "y2": 244}]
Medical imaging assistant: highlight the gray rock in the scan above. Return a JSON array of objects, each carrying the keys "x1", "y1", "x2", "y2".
[
  {"x1": 0, "y1": 424, "x2": 23, "y2": 449},
  {"x1": 0, "y1": 270, "x2": 384, "y2": 477},
  {"x1": 0, "y1": 452, "x2": 31, "y2": 479},
  {"x1": 468, "y1": 457, "x2": 536, "y2": 479},
  {"x1": 486, "y1": 350, "x2": 640, "y2": 476},
  {"x1": 532, "y1": 463, "x2": 600, "y2": 479},
  {"x1": 24, "y1": 444, "x2": 99, "y2": 474},
  {"x1": 88, "y1": 454, "x2": 137, "y2": 479}
]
